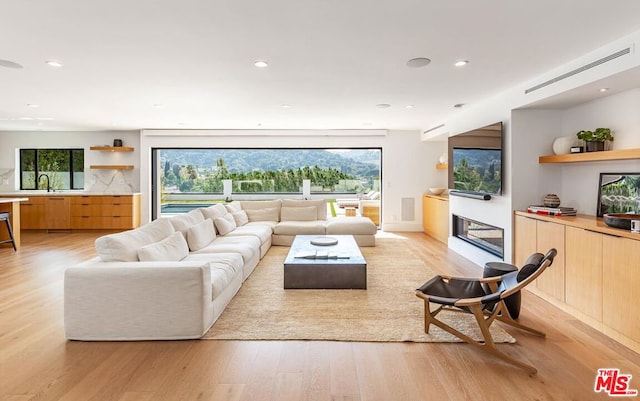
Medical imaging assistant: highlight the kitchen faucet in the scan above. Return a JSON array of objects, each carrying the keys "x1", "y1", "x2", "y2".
[{"x1": 38, "y1": 173, "x2": 51, "y2": 192}]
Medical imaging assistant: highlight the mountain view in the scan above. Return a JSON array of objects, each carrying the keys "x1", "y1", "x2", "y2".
[
  {"x1": 159, "y1": 149, "x2": 381, "y2": 194},
  {"x1": 160, "y1": 149, "x2": 380, "y2": 177}
]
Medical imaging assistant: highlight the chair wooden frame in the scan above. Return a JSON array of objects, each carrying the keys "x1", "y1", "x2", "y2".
[{"x1": 415, "y1": 250, "x2": 556, "y2": 375}]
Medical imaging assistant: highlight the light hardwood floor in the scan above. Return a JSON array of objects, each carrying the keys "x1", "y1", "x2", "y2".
[{"x1": 1, "y1": 231, "x2": 639, "y2": 401}]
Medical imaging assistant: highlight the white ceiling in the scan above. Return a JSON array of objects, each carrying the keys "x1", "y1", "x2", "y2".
[{"x1": 2, "y1": 0, "x2": 640, "y2": 132}]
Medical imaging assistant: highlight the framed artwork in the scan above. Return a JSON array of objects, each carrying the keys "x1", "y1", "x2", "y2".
[{"x1": 596, "y1": 172, "x2": 640, "y2": 217}]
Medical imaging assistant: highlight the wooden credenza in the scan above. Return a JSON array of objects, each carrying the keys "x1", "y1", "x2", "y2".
[
  {"x1": 7, "y1": 193, "x2": 140, "y2": 230},
  {"x1": 514, "y1": 211, "x2": 640, "y2": 354},
  {"x1": 422, "y1": 194, "x2": 449, "y2": 244}
]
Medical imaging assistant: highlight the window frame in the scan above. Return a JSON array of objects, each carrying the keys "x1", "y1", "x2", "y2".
[{"x1": 19, "y1": 148, "x2": 85, "y2": 190}]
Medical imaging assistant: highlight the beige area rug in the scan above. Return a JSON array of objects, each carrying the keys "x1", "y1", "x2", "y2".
[{"x1": 203, "y1": 236, "x2": 515, "y2": 343}]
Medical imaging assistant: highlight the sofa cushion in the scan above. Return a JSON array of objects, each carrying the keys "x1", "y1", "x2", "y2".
[
  {"x1": 185, "y1": 253, "x2": 244, "y2": 299},
  {"x1": 186, "y1": 218, "x2": 216, "y2": 251},
  {"x1": 95, "y1": 218, "x2": 175, "y2": 262},
  {"x1": 273, "y1": 220, "x2": 326, "y2": 235},
  {"x1": 137, "y1": 231, "x2": 189, "y2": 262},
  {"x1": 231, "y1": 210, "x2": 249, "y2": 226},
  {"x1": 282, "y1": 199, "x2": 327, "y2": 220},
  {"x1": 245, "y1": 207, "x2": 280, "y2": 222},
  {"x1": 193, "y1": 235, "x2": 261, "y2": 265},
  {"x1": 280, "y1": 206, "x2": 317, "y2": 221},
  {"x1": 200, "y1": 204, "x2": 228, "y2": 220},
  {"x1": 214, "y1": 213, "x2": 237, "y2": 235},
  {"x1": 226, "y1": 223, "x2": 273, "y2": 244},
  {"x1": 240, "y1": 199, "x2": 282, "y2": 211},
  {"x1": 325, "y1": 216, "x2": 378, "y2": 235},
  {"x1": 224, "y1": 201, "x2": 243, "y2": 213},
  {"x1": 169, "y1": 209, "x2": 205, "y2": 235}
]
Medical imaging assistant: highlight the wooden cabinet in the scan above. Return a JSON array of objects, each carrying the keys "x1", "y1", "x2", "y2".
[
  {"x1": 535, "y1": 219, "x2": 566, "y2": 301},
  {"x1": 44, "y1": 196, "x2": 71, "y2": 229},
  {"x1": 565, "y1": 226, "x2": 602, "y2": 321},
  {"x1": 602, "y1": 235, "x2": 640, "y2": 345},
  {"x1": 422, "y1": 194, "x2": 449, "y2": 244},
  {"x1": 514, "y1": 214, "x2": 565, "y2": 301},
  {"x1": 19, "y1": 197, "x2": 46, "y2": 229},
  {"x1": 70, "y1": 195, "x2": 140, "y2": 229},
  {"x1": 7, "y1": 194, "x2": 140, "y2": 230},
  {"x1": 514, "y1": 211, "x2": 640, "y2": 353}
]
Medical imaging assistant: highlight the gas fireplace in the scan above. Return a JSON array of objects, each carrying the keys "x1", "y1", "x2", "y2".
[{"x1": 452, "y1": 215, "x2": 504, "y2": 259}]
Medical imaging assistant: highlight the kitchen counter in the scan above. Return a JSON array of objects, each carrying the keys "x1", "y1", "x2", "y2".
[{"x1": 0, "y1": 197, "x2": 28, "y2": 249}]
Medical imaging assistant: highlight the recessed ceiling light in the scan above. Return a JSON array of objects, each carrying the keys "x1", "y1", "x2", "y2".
[
  {"x1": 453, "y1": 103, "x2": 465, "y2": 108},
  {"x1": 454, "y1": 60, "x2": 469, "y2": 67},
  {"x1": 599, "y1": 88, "x2": 609, "y2": 92},
  {"x1": 45, "y1": 60, "x2": 63, "y2": 67},
  {"x1": 0, "y1": 59, "x2": 23, "y2": 69},
  {"x1": 406, "y1": 105, "x2": 415, "y2": 109},
  {"x1": 153, "y1": 103, "x2": 164, "y2": 108},
  {"x1": 281, "y1": 104, "x2": 292, "y2": 109},
  {"x1": 376, "y1": 103, "x2": 391, "y2": 109},
  {"x1": 254, "y1": 60, "x2": 269, "y2": 68},
  {"x1": 27, "y1": 103, "x2": 39, "y2": 108},
  {"x1": 406, "y1": 58, "x2": 431, "y2": 68}
]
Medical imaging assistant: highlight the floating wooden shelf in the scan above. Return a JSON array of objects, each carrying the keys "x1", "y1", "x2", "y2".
[
  {"x1": 90, "y1": 165, "x2": 134, "y2": 170},
  {"x1": 435, "y1": 163, "x2": 448, "y2": 170},
  {"x1": 90, "y1": 146, "x2": 134, "y2": 152},
  {"x1": 539, "y1": 148, "x2": 640, "y2": 163}
]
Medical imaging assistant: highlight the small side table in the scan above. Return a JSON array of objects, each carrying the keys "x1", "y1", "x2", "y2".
[{"x1": 483, "y1": 262, "x2": 522, "y2": 319}]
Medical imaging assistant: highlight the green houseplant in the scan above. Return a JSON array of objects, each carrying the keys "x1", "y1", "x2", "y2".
[{"x1": 576, "y1": 127, "x2": 613, "y2": 152}]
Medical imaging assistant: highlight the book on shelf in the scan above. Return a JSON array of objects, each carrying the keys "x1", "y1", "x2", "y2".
[{"x1": 527, "y1": 205, "x2": 576, "y2": 216}]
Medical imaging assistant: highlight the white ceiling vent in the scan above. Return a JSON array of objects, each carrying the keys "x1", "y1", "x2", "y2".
[
  {"x1": 525, "y1": 47, "x2": 632, "y2": 94},
  {"x1": 423, "y1": 124, "x2": 445, "y2": 135}
]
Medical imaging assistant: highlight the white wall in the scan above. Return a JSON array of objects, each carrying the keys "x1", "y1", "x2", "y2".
[
  {"x1": 0, "y1": 131, "x2": 140, "y2": 193},
  {"x1": 140, "y1": 129, "x2": 445, "y2": 230},
  {"x1": 425, "y1": 29, "x2": 640, "y2": 267},
  {"x1": 557, "y1": 88, "x2": 640, "y2": 214}
]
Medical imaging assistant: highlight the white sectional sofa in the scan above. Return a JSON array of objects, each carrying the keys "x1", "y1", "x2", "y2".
[{"x1": 64, "y1": 199, "x2": 377, "y2": 341}]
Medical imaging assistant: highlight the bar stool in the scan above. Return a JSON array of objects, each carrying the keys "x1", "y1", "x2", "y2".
[{"x1": 0, "y1": 211, "x2": 17, "y2": 251}]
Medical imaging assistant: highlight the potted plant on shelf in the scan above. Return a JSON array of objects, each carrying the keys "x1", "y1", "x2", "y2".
[{"x1": 576, "y1": 127, "x2": 613, "y2": 152}]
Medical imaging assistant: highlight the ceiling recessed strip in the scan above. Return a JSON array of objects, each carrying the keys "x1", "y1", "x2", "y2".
[{"x1": 524, "y1": 47, "x2": 631, "y2": 94}]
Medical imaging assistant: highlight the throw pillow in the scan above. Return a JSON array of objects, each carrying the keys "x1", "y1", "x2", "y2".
[
  {"x1": 186, "y1": 218, "x2": 216, "y2": 251},
  {"x1": 281, "y1": 206, "x2": 317, "y2": 221},
  {"x1": 200, "y1": 204, "x2": 228, "y2": 220},
  {"x1": 169, "y1": 209, "x2": 205, "y2": 235},
  {"x1": 137, "y1": 231, "x2": 189, "y2": 262},
  {"x1": 214, "y1": 213, "x2": 237, "y2": 235},
  {"x1": 224, "y1": 201, "x2": 243, "y2": 213},
  {"x1": 245, "y1": 207, "x2": 280, "y2": 222},
  {"x1": 231, "y1": 210, "x2": 249, "y2": 226}
]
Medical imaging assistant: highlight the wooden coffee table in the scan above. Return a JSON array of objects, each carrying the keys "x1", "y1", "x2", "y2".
[{"x1": 283, "y1": 235, "x2": 367, "y2": 289}]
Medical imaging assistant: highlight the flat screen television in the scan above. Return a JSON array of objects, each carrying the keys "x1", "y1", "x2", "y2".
[{"x1": 448, "y1": 122, "x2": 503, "y2": 196}]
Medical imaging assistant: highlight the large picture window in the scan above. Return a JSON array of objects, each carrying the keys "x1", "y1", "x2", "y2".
[
  {"x1": 152, "y1": 148, "x2": 381, "y2": 219},
  {"x1": 20, "y1": 149, "x2": 84, "y2": 190}
]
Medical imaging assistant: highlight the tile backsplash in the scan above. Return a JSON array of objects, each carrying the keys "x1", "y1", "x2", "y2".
[
  {"x1": 87, "y1": 169, "x2": 137, "y2": 193},
  {"x1": 0, "y1": 169, "x2": 15, "y2": 192}
]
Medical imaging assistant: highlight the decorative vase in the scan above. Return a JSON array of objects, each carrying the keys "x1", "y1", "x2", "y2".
[
  {"x1": 585, "y1": 141, "x2": 605, "y2": 152},
  {"x1": 543, "y1": 194, "x2": 561, "y2": 208},
  {"x1": 552, "y1": 136, "x2": 576, "y2": 155}
]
